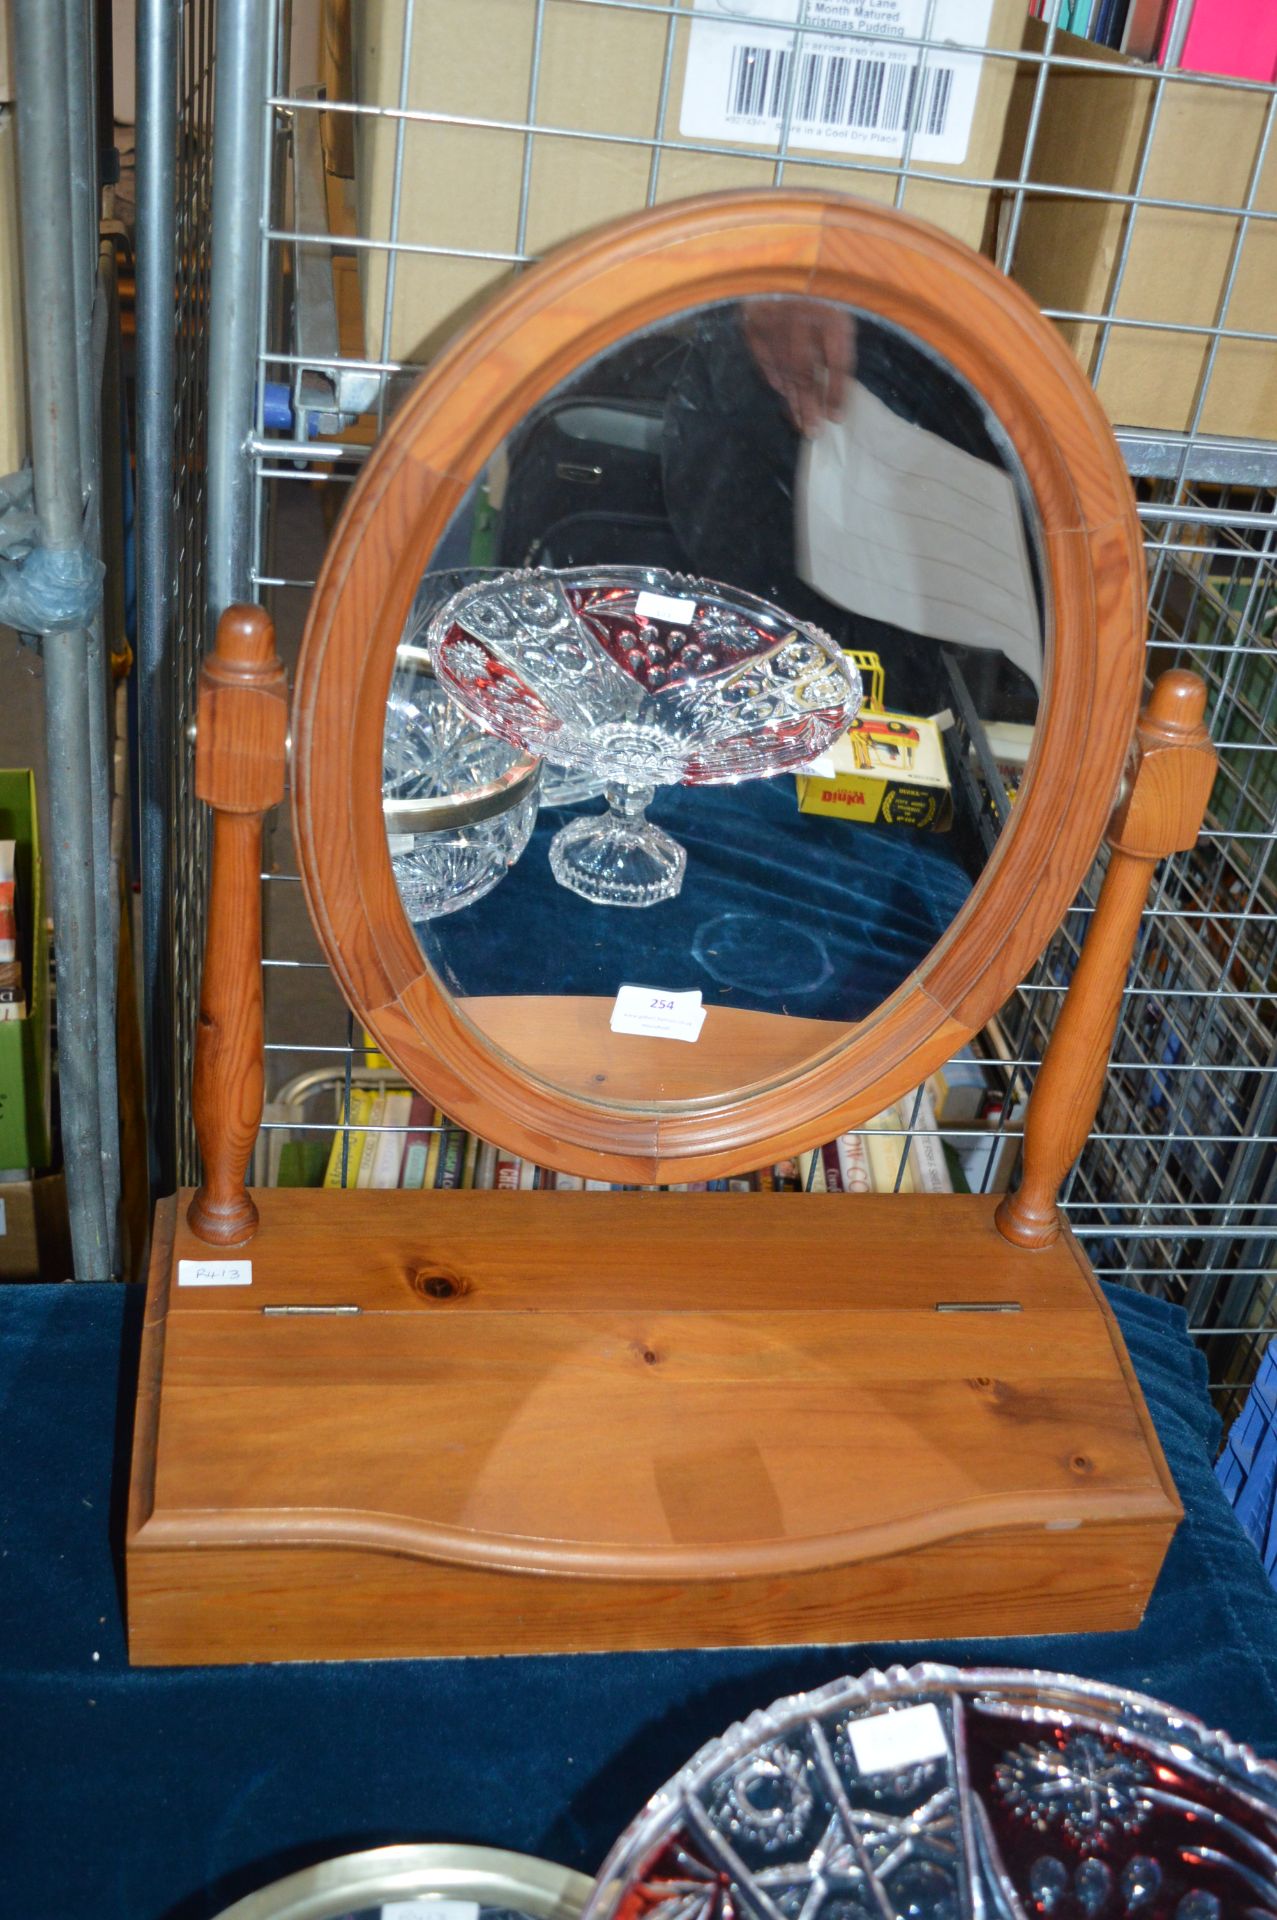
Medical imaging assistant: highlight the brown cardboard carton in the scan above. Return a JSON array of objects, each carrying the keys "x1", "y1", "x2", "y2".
[
  {"x1": 0, "y1": 1172, "x2": 70, "y2": 1280},
  {"x1": 999, "y1": 21, "x2": 1277, "y2": 439},
  {"x1": 350, "y1": 0, "x2": 1029, "y2": 368}
]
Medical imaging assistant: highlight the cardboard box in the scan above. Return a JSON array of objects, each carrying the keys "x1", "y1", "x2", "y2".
[
  {"x1": 0, "y1": 1171, "x2": 70, "y2": 1279},
  {"x1": 796, "y1": 707, "x2": 953, "y2": 830},
  {"x1": 0, "y1": 109, "x2": 26, "y2": 473},
  {"x1": 0, "y1": 771, "x2": 50, "y2": 1173},
  {"x1": 350, "y1": 0, "x2": 1030, "y2": 367},
  {"x1": 998, "y1": 21, "x2": 1277, "y2": 438}
]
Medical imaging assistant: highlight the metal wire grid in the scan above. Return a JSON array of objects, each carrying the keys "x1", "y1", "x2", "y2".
[
  {"x1": 171, "y1": 5, "x2": 216, "y2": 1183},
  {"x1": 164, "y1": 0, "x2": 1277, "y2": 1412},
  {"x1": 137, "y1": 0, "x2": 216, "y2": 1194}
]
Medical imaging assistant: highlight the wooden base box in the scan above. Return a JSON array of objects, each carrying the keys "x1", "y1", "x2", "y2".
[{"x1": 127, "y1": 1188, "x2": 1181, "y2": 1666}]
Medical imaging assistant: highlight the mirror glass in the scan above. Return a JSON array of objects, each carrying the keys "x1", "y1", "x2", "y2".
[{"x1": 381, "y1": 295, "x2": 1046, "y2": 1112}]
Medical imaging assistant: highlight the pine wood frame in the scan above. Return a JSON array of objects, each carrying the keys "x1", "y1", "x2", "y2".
[{"x1": 290, "y1": 190, "x2": 1148, "y2": 1185}]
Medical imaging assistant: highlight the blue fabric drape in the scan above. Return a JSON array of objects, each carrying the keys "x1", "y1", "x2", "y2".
[{"x1": 2, "y1": 1281, "x2": 1275, "y2": 1920}]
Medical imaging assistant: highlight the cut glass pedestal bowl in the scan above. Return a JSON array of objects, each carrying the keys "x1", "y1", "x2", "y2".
[{"x1": 428, "y1": 567, "x2": 863, "y2": 907}]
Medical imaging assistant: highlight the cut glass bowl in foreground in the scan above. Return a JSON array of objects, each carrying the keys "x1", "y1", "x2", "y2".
[
  {"x1": 428, "y1": 566, "x2": 862, "y2": 907},
  {"x1": 584, "y1": 1665, "x2": 1277, "y2": 1920}
]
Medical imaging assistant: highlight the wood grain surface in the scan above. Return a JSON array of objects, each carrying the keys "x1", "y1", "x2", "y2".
[
  {"x1": 997, "y1": 670, "x2": 1217, "y2": 1249},
  {"x1": 459, "y1": 996, "x2": 851, "y2": 1103},
  {"x1": 127, "y1": 1188, "x2": 1181, "y2": 1664},
  {"x1": 288, "y1": 191, "x2": 1149, "y2": 1185},
  {"x1": 187, "y1": 609, "x2": 288, "y2": 1245}
]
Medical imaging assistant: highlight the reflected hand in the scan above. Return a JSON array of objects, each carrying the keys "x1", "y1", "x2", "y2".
[{"x1": 742, "y1": 300, "x2": 856, "y2": 435}]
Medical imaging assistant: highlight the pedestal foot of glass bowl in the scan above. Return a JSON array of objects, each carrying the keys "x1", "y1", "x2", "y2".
[{"x1": 548, "y1": 785, "x2": 686, "y2": 907}]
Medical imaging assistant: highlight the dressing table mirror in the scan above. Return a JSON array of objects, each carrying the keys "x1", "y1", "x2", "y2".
[{"x1": 127, "y1": 192, "x2": 1217, "y2": 1666}]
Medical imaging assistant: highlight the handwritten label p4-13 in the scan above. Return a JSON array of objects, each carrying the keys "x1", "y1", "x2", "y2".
[{"x1": 177, "y1": 1259, "x2": 253, "y2": 1288}]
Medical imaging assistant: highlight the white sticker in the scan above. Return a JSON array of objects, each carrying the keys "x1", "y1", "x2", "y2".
[
  {"x1": 177, "y1": 1259, "x2": 252, "y2": 1288},
  {"x1": 849, "y1": 1703, "x2": 948, "y2": 1776},
  {"x1": 635, "y1": 590, "x2": 697, "y2": 624},
  {"x1": 387, "y1": 832, "x2": 416, "y2": 856},
  {"x1": 382, "y1": 1906, "x2": 481, "y2": 1920},
  {"x1": 611, "y1": 984, "x2": 707, "y2": 1044},
  {"x1": 680, "y1": 0, "x2": 995, "y2": 168},
  {"x1": 799, "y1": 750, "x2": 836, "y2": 777}
]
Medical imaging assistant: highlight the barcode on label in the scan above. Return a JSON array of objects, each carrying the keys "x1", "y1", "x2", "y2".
[{"x1": 727, "y1": 44, "x2": 954, "y2": 139}]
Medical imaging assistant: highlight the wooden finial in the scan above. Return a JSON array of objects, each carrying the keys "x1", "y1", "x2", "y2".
[
  {"x1": 995, "y1": 670, "x2": 1216, "y2": 1251},
  {"x1": 187, "y1": 606, "x2": 289, "y2": 1246}
]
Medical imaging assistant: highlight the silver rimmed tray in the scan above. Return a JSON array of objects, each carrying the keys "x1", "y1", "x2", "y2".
[{"x1": 214, "y1": 1841, "x2": 593, "y2": 1920}]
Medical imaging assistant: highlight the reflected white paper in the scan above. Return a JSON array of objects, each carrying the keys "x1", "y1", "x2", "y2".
[{"x1": 797, "y1": 381, "x2": 1041, "y2": 691}]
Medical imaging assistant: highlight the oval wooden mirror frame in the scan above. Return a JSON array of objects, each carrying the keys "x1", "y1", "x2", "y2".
[{"x1": 292, "y1": 190, "x2": 1145, "y2": 1185}]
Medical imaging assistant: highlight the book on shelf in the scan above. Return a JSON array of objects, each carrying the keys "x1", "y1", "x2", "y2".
[
  {"x1": 365, "y1": 1089, "x2": 412, "y2": 1189},
  {"x1": 322, "y1": 1085, "x2": 378, "y2": 1190},
  {"x1": 400, "y1": 1093, "x2": 436, "y2": 1190},
  {"x1": 494, "y1": 1149, "x2": 520, "y2": 1191},
  {"x1": 473, "y1": 1139, "x2": 498, "y2": 1190},
  {"x1": 909, "y1": 1087, "x2": 954, "y2": 1194},
  {"x1": 0, "y1": 839, "x2": 20, "y2": 1021},
  {"x1": 353, "y1": 1093, "x2": 386, "y2": 1190},
  {"x1": 1174, "y1": 0, "x2": 1277, "y2": 81},
  {"x1": 434, "y1": 1116, "x2": 467, "y2": 1189},
  {"x1": 835, "y1": 1132, "x2": 872, "y2": 1194},
  {"x1": 1121, "y1": 0, "x2": 1169, "y2": 58},
  {"x1": 0, "y1": 840, "x2": 15, "y2": 963},
  {"x1": 425, "y1": 1111, "x2": 447, "y2": 1188},
  {"x1": 0, "y1": 957, "x2": 25, "y2": 1021},
  {"x1": 861, "y1": 1106, "x2": 915, "y2": 1195},
  {"x1": 798, "y1": 1149, "x2": 827, "y2": 1194}
]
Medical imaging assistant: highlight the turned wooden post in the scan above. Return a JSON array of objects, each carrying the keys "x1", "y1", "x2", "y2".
[
  {"x1": 187, "y1": 607, "x2": 289, "y2": 1245},
  {"x1": 996, "y1": 670, "x2": 1217, "y2": 1251}
]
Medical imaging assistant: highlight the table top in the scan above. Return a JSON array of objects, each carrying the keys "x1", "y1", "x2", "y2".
[{"x1": 2, "y1": 1278, "x2": 1276, "y2": 1920}]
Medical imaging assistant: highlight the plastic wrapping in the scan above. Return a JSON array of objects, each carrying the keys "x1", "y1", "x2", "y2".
[{"x1": 0, "y1": 471, "x2": 104, "y2": 634}]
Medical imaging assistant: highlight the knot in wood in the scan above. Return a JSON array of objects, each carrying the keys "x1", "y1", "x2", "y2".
[{"x1": 409, "y1": 1267, "x2": 470, "y2": 1302}]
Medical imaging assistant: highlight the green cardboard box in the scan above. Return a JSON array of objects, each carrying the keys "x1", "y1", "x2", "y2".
[{"x1": 0, "y1": 770, "x2": 51, "y2": 1172}]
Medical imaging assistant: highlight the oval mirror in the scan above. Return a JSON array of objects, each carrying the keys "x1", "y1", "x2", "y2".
[{"x1": 293, "y1": 193, "x2": 1144, "y2": 1183}]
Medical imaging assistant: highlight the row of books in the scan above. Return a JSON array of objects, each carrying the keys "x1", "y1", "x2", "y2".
[
  {"x1": 305, "y1": 1080, "x2": 1022, "y2": 1197},
  {"x1": 1031, "y1": 0, "x2": 1277, "y2": 80}
]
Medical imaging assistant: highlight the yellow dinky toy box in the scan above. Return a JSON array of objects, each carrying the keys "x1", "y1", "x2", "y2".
[{"x1": 796, "y1": 707, "x2": 953, "y2": 832}]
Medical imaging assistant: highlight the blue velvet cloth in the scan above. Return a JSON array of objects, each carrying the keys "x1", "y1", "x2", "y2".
[
  {"x1": 426, "y1": 778, "x2": 973, "y2": 1019},
  {"x1": 2, "y1": 1281, "x2": 1277, "y2": 1920}
]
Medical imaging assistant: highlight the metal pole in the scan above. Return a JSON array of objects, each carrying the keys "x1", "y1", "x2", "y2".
[
  {"x1": 135, "y1": 0, "x2": 179, "y2": 1197},
  {"x1": 11, "y1": 0, "x2": 112, "y2": 1275},
  {"x1": 207, "y1": 0, "x2": 272, "y2": 618},
  {"x1": 66, "y1": 0, "x2": 122, "y2": 1262},
  {"x1": 88, "y1": 250, "x2": 122, "y2": 1252}
]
